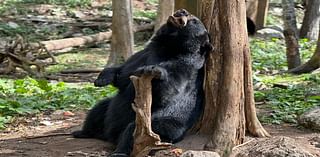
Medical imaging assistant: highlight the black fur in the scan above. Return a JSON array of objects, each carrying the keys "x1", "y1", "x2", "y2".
[{"x1": 73, "y1": 9, "x2": 213, "y2": 157}]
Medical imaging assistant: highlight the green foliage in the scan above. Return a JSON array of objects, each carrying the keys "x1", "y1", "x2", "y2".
[
  {"x1": 133, "y1": 10, "x2": 157, "y2": 20},
  {"x1": 0, "y1": 77, "x2": 117, "y2": 129},
  {"x1": 266, "y1": 14, "x2": 282, "y2": 26},
  {"x1": 250, "y1": 38, "x2": 287, "y2": 72},
  {"x1": 255, "y1": 74, "x2": 320, "y2": 124},
  {"x1": 250, "y1": 38, "x2": 317, "y2": 73},
  {"x1": 46, "y1": 49, "x2": 107, "y2": 73},
  {"x1": 0, "y1": 23, "x2": 33, "y2": 37},
  {"x1": 146, "y1": 0, "x2": 158, "y2": 5},
  {"x1": 0, "y1": 0, "x2": 91, "y2": 14}
]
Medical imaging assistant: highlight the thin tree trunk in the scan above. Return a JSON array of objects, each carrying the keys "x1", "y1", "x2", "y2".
[
  {"x1": 300, "y1": 0, "x2": 320, "y2": 40},
  {"x1": 282, "y1": 0, "x2": 301, "y2": 69},
  {"x1": 256, "y1": 0, "x2": 269, "y2": 30},
  {"x1": 175, "y1": 0, "x2": 200, "y2": 17},
  {"x1": 289, "y1": 31, "x2": 320, "y2": 74},
  {"x1": 109, "y1": 0, "x2": 134, "y2": 65},
  {"x1": 246, "y1": 0, "x2": 269, "y2": 30},
  {"x1": 154, "y1": 0, "x2": 174, "y2": 32},
  {"x1": 197, "y1": 0, "x2": 269, "y2": 156}
]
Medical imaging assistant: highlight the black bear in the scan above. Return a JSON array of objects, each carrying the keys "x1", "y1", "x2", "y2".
[{"x1": 73, "y1": 9, "x2": 213, "y2": 157}]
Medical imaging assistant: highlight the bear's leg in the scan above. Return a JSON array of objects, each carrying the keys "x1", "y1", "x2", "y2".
[
  {"x1": 72, "y1": 98, "x2": 111, "y2": 140},
  {"x1": 151, "y1": 117, "x2": 186, "y2": 143},
  {"x1": 109, "y1": 122, "x2": 135, "y2": 157}
]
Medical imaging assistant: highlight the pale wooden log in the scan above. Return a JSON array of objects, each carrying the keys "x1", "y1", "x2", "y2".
[{"x1": 130, "y1": 75, "x2": 171, "y2": 157}]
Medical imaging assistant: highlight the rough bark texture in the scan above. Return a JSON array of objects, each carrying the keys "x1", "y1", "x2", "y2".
[
  {"x1": 300, "y1": 0, "x2": 320, "y2": 40},
  {"x1": 130, "y1": 75, "x2": 171, "y2": 157},
  {"x1": 243, "y1": 42, "x2": 270, "y2": 138},
  {"x1": 282, "y1": 0, "x2": 301, "y2": 69},
  {"x1": 109, "y1": 0, "x2": 134, "y2": 65},
  {"x1": 154, "y1": 0, "x2": 174, "y2": 32},
  {"x1": 197, "y1": 0, "x2": 269, "y2": 156},
  {"x1": 246, "y1": 0, "x2": 269, "y2": 30},
  {"x1": 289, "y1": 31, "x2": 320, "y2": 74}
]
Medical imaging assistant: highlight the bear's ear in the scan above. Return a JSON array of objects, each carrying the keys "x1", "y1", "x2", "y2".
[{"x1": 167, "y1": 15, "x2": 188, "y2": 28}]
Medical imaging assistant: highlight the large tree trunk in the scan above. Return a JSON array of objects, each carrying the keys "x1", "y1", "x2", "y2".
[
  {"x1": 109, "y1": 0, "x2": 134, "y2": 65},
  {"x1": 154, "y1": 0, "x2": 174, "y2": 32},
  {"x1": 246, "y1": 0, "x2": 269, "y2": 30},
  {"x1": 282, "y1": 0, "x2": 301, "y2": 69},
  {"x1": 300, "y1": 0, "x2": 320, "y2": 40},
  {"x1": 197, "y1": 0, "x2": 269, "y2": 156},
  {"x1": 289, "y1": 31, "x2": 320, "y2": 74}
]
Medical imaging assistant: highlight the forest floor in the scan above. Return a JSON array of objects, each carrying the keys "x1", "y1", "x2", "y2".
[
  {"x1": 0, "y1": 111, "x2": 319, "y2": 157},
  {"x1": 0, "y1": 0, "x2": 320, "y2": 156}
]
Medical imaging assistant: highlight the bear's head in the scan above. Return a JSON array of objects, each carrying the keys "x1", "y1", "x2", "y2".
[{"x1": 152, "y1": 9, "x2": 213, "y2": 56}]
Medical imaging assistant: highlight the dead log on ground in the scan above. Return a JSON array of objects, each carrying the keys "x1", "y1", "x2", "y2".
[{"x1": 0, "y1": 23, "x2": 154, "y2": 76}]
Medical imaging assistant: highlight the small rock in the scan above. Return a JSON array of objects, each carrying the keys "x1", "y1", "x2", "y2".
[
  {"x1": 51, "y1": 110, "x2": 65, "y2": 120},
  {"x1": 256, "y1": 28, "x2": 284, "y2": 39},
  {"x1": 72, "y1": 11, "x2": 86, "y2": 18},
  {"x1": 7, "y1": 21, "x2": 19, "y2": 29},
  {"x1": 40, "y1": 120, "x2": 53, "y2": 126},
  {"x1": 63, "y1": 111, "x2": 75, "y2": 117},
  {"x1": 298, "y1": 106, "x2": 320, "y2": 131},
  {"x1": 181, "y1": 150, "x2": 220, "y2": 157},
  {"x1": 232, "y1": 136, "x2": 315, "y2": 157}
]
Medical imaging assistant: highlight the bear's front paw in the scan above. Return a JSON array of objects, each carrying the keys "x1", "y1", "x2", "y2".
[
  {"x1": 134, "y1": 65, "x2": 168, "y2": 80},
  {"x1": 94, "y1": 78, "x2": 114, "y2": 87}
]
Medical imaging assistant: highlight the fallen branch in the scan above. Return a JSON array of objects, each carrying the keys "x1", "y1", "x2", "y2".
[
  {"x1": 30, "y1": 31, "x2": 112, "y2": 51},
  {"x1": 0, "y1": 35, "x2": 57, "y2": 77},
  {"x1": 25, "y1": 133, "x2": 71, "y2": 139},
  {"x1": 130, "y1": 74, "x2": 171, "y2": 157},
  {"x1": 60, "y1": 68, "x2": 103, "y2": 74},
  {"x1": 30, "y1": 23, "x2": 154, "y2": 52},
  {"x1": 0, "y1": 23, "x2": 155, "y2": 76}
]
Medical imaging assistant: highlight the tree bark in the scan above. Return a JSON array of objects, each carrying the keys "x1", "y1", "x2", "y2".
[
  {"x1": 289, "y1": 31, "x2": 320, "y2": 74},
  {"x1": 300, "y1": 0, "x2": 320, "y2": 40},
  {"x1": 256, "y1": 0, "x2": 269, "y2": 30},
  {"x1": 282, "y1": 0, "x2": 301, "y2": 69},
  {"x1": 109, "y1": 0, "x2": 134, "y2": 66},
  {"x1": 197, "y1": 0, "x2": 269, "y2": 156},
  {"x1": 154, "y1": 0, "x2": 175, "y2": 32}
]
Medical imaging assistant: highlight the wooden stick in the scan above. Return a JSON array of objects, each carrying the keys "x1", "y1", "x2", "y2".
[{"x1": 130, "y1": 75, "x2": 171, "y2": 157}]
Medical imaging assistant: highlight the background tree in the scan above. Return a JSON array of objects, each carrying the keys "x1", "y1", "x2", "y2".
[
  {"x1": 282, "y1": 0, "x2": 301, "y2": 69},
  {"x1": 196, "y1": 0, "x2": 269, "y2": 155},
  {"x1": 246, "y1": 0, "x2": 269, "y2": 30},
  {"x1": 289, "y1": 31, "x2": 320, "y2": 74},
  {"x1": 300, "y1": 0, "x2": 320, "y2": 40},
  {"x1": 154, "y1": 0, "x2": 174, "y2": 32},
  {"x1": 108, "y1": 0, "x2": 134, "y2": 65},
  {"x1": 175, "y1": 0, "x2": 200, "y2": 16}
]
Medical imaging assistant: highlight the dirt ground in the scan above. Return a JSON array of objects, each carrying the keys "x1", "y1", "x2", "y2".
[{"x1": 0, "y1": 111, "x2": 319, "y2": 157}]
